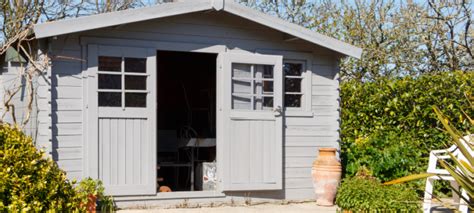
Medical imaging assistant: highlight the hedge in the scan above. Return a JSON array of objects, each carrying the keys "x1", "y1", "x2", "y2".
[
  {"x1": 340, "y1": 71, "x2": 473, "y2": 183},
  {"x1": 336, "y1": 175, "x2": 420, "y2": 212}
]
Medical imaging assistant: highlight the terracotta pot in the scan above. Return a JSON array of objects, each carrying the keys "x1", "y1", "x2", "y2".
[
  {"x1": 159, "y1": 185, "x2": 172, "y2": 192},
  {"x1": 86, "y1": 194, "x2": 97, "y2": 213},
  {"x1": 312, "y1": 148, "x2": 342, "y2": 206}
]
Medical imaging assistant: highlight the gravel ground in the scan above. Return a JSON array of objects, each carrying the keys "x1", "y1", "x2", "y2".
[{"x1": 118, "y1": 202, "x2": 337, "y2": 213}]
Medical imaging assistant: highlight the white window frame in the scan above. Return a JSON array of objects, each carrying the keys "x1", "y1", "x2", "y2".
[
  {"x1": 231, "y1": 63, "x2": 276, "y2": 111},
  {"x1": 97, "y1": 56, "x2": 149, "y2": 109},
  {"x1": 256, "y1": 49, "x2": 313, "y2": 117}
]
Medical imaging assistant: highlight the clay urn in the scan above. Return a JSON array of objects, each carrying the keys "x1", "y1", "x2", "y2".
[{"x1": 312, "y1": 147, "x2": 342, "y2": 206}]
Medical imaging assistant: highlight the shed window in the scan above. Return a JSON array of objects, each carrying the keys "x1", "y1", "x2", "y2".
[
  {"x1": 283, "y1": 62, "x2": 304, "y2": 108},
  {"x1": 98, "y1": 56, "x2": 147, "y2": 108},
  {"x1": 98, "y1": 92, "x2": 121, "y2": 107},
  {"x1": 125, "y1": 58, "x2": 146, "y2": 73},
  {"x1": 231, "y1": 63, "x2": 274, "y2": 110},
  {"x1": 98, "y1": 56, "x2": 121, "y2": 72}
]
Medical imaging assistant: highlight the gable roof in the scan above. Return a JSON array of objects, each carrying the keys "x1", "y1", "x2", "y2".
[{"x1": 33, "y1": 0, "x2": 362, "y2": 59}]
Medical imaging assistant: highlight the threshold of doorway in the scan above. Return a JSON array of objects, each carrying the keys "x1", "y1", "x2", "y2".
[{"x1": 114, "y1": 191, "x2": 226, "y2": 201}]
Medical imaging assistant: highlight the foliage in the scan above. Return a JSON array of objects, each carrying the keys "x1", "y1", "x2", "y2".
[
  {"x1": 76, "y1": 178, "x2": 115, "y2": 212},
  {"x1": 0, "y1": 123, "x2": 115, "y2": 211},
  {"x1": 343, "y1": 131, "x2": 423, "y2": 182},
  {"x1": 385, "y1": 104, "x2": 473, "y2": 209},
  {"x1": 432, "y1": 106, "x2": 473, "y2": 203},
  {"x1": 241, "y1": 0, "x2": 473, "y2": 81},
  {"x1": 341, "y1": 71, "x2": 474, "y2": 183},
  {"x1": 336, "y1": 175, "x2": 420, "y2": 212},
  {"x1": 0, "y1": 123, "x2": 82, "y2": 211}
]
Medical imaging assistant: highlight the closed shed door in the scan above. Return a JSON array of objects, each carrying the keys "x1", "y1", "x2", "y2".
[
  {"x1": 87, "y1": 45, "x2": 156, "y2": 195},
  {"x1": 218, "y1": 53, "x2": 283, "y2": 191}
]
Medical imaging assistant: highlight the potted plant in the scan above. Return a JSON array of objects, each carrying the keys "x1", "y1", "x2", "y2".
[{"x1": 77, "y1": 178, "x2": 115, "y2": 212}]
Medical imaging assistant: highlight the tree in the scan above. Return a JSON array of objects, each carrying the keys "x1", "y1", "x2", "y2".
[
  {"x1": 239, "y1": 0, "x2": 473, "y2": 81},
  {"x1": 422, "y1": 0, "x2": 473, "y2": 72}
]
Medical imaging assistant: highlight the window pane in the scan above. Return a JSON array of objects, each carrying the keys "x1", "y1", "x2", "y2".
[
  {"x1": 125, "y1": 76, "x2": 147, "y2": 90},
  {"x1": 99, "y1": 56, "x2": 121, "y2": 72},
  {"x1": 254, "y1": 97, "x2": 274, "y2": 110},
  {"x1": 125, "y1": 93, "x2": 147, "y2": 107},
  {"x1": 232, "y1": 95, "x2": 251, "y2": 110},
  {"x1": 99, "y1": 92, "x2": 121, "y2": 107},
  {"x1": 232, "y1": 63, "x2": 251, "y2": 78},
  {"x1": 263, "y1": 97, "x2": 273, "y2": 108},
  {"x1": 284, "y1": 63, "x2": 302, "y2": 76},
  {"x1": 98, "y1": 74, "x2": 121, "y2": 89},
  {"x1": 254, "y1": 65, "x2": 273, "y2": 78},
  {"x1": 285, "y1": 78, "x2": 302, "y2": 92},
  {"x1": 285, "y1": 94, "x2": 302, "y2": 107},
  {"x1": 125, "y1": 58, "x2": 146, "y2": 73},
  {"x1": 262, "y1": 81, "x2": 273, "y2": 93},
  {"x1": 232, "y1": 80, "x2": 251, "y2": 94}
]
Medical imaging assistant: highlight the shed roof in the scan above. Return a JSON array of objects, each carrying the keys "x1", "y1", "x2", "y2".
[
  {"x1": 33, "y1": 0, "x2": 362, "y2": 59},
  {"x1": 1, "y1": 47, "x2": 27, "y2": 63}
]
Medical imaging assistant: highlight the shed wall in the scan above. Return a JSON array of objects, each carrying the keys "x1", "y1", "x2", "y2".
[
  {"x1": 0, "y1": 62, "x2": 50, "y2": 151},
  {"x1": 48, "y1": 11, "x2": 341, "y2": 202}
]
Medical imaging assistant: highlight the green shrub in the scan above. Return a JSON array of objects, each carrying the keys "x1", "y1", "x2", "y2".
[
  {"x1": 344, "y1": 131, "x2": 423, "y2": 182},
  {"x1": 341, "y1": 71, "x2": 474, "y2": 183},
  {"x1": 76, "y1": 178, "x2": 115, "y2": 212},
  {"x1": 0, "y1": 123, "x2": 82, "y2": 211},
  {"x1": 336, "y1": 176, "x2": 420, "y2": 212}
]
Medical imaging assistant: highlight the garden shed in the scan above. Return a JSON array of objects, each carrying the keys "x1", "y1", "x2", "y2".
[{"x1": 19, "y1": 0, "x2": 361, "y2": 207}]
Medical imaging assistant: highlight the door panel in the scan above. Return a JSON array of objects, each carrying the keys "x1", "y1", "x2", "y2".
[
  {"x1": 98, "y1": 118, "x2": 151, "y2": 195},
  {"x1": 87, "y1": 45, "x2": 156, "y2": 196},
  {"x1": 219, "y1": 53, "x2": 283, "y2": 191}
]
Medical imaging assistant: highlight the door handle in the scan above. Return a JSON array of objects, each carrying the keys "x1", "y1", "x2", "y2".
[{"x1": 273, "y1": 105, "x2": 282, "y2": 116}]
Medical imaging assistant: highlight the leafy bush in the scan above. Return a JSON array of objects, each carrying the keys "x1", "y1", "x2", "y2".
[
  {"x1": 385, "y1": 104, "x2": 473, "y2": 210},
  {"x1": 336, "y1": 176, "x2": 420, "y2": 212},
  {"x1": 344, "y1": 131, "x2": 423, "y2": 182},
  {"x1": 76, "y1": 178, "x2": 115, "y2": 212},
  {"x1": 0, "y1": 123, "x2": 82, "y2": 211},
  {"x1": 341, "y1": 71, "x2": 474, "y2": 182}
]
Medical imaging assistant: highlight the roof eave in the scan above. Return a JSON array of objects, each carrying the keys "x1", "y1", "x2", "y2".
[
  {"x1": 223, "y1": 1, "x2": 362, "y2": 59},
  {"x1": 33, "y1": 0, "x2": 362, "y2": 59},
  {"x1": 34, "y1": 0, "x2": 213, "y2": 39}
]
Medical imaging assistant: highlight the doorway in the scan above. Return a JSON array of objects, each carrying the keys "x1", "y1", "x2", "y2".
[{"x1": 156, "y1": 51, "x2": 217, "y2": 192}]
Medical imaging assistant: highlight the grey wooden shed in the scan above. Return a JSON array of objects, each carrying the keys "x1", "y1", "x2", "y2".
[{"x1": 24, "y1": 0, "x2": 361, "y2": 207}]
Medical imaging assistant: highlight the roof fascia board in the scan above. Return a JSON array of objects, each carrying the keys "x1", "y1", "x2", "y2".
[
  {"x1": 223, "y1": 1, "x2": 362, "y2": 59},
  {"x1": 211, "y1": 0, "x2": 224, "y2": 10},
  {"x1": 34, "y1": 0, "x2": 213, "y2": 39}
]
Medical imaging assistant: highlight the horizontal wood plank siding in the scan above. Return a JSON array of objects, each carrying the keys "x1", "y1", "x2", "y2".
[
  {"x1": 50, "y1": 10, "x2": 341, "y2": 200},
  {"x1": 51, "y1": 57, "x2": 84, "y2": 180},
  {"x1": 1, "y1": 63, "x2": 46, "y2": 149}
]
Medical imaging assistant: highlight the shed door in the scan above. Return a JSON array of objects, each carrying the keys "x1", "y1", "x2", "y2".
[
  {"x1": 87, "y1": 45, "x2": 156, "y2": 195},
  {"x1": 219, "y1": 53, "x2": 283, "y2": 191}
]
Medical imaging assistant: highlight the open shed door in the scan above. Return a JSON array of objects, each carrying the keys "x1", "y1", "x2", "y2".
[
  {"x1": 87, "y1": 45, "x2": 156, "y2": 195},
  {"x1": 218, "y1": 53, "x2": 283, "y2": 191}
]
